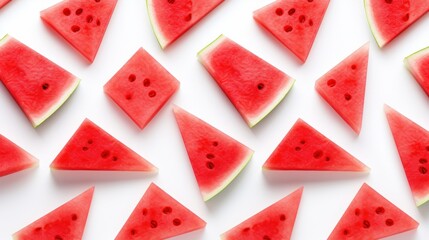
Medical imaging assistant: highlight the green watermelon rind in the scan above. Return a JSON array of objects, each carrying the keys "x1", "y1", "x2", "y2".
[
  {"x1": 197, "y1": 34, "x2": 296, "y2": 128},
  {"x1": 203, "y1": 149, "x2": 254, "y2": 201},
  {"x1": 404, "y1": 46, "x2": 429, "y2": 90},
  {"x1": 0, "y1": 34, "x2": 81, "y2": 128},
  {"x1": 363, "y1": 0, "x2": 385, "y2": 48},
  {"x1": 146, "y1": 0, "x2": 169, "y2": 49}
]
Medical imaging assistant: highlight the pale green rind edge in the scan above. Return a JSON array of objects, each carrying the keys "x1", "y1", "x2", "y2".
[
  {"x1": 0, "y1": 34, "x2": 10, "y2": 47},
  {"x1": 247, "y1": 78, "x2": 295, "y2": 128},
  {"x1": 416, "y1": 194, "x2": 429, "y2": 207},
  {"x1": 363, "y1": 0, "x2": 386, "y2": 48},
  {"x1": 32, "y1": 78, "x2": 81, "y2": 128},
  {"x1": 404, "y1": 46, "x2": 429, "y2": 88},
  {"x1": 146, "y1": 0, "x2": 168, "y2": 49},
  {"x1": 197, "y1": 34, "x2": 225, "y2": 58},
  {"x1": 202, "y1": 150, "x2": 254, "y2": 202}
]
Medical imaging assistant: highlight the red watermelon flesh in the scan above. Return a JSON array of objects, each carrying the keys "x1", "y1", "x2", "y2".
[
  {"x1": 263, "y1": 118, "x2": 369, "y2": 171},
  {"x1": 50, "y1": 118, "x2": 157, "y2": 172},
  {"x1": 0, "y1": 0, "x2": 11, "y2": 8},
  {"x1": 147, "y1": 0, "x2": 224, "y2": 49},
  {"x1": 115, "y1": 183, "x2": 206, "y2": 240},
  {"x1": 364, "y1": 0, "x2": 429, "y2": 48},
  {"x1": 40, "y1": 0, "x2": 117, "y2": 62},
  {"x1": 404, "y1": 45, "x2": 429, "y2": 97},
  {"x1": 328, "y1": 183, "x2": 419, "y2": 239},
  {"x1": 0, "y1": 35, "x2": 80, "y2": 127},
  {"x1": 12, "y1": 187, "x2": 94, "y2": 240},
  {"x1": 220, "y1": 187, "x2": 303, "y2": 240},
  {"x1": 385, "y1": 105, "x2": 429, "y2": 206},
  {"x1": 198, "y1": 35, "x2": 295, "y2": 127},
  {"x1": 315, "y1": 43, "x2": 369, "y2": 134},
  {"x1": 104, "y1": 48, "x2": 179, "y2": 129},
  {"x1": 0, "y1": 134, "x2": 38, "y2": 177},
  {"x1": 253, "y1": 0, "x2": 330, "y2": 63},
  {"x1": 174, "y1": 106, "x2": 254, "y2": 201}
]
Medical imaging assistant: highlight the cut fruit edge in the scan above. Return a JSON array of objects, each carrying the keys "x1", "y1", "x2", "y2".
[
  {"x1": 202, "y1": 149, "x2": 254, "y2": 201},
  {"x1": 146, "y1": 0, "x2": 169, "y2": 49},
  {"x1": 404, "y1": 46, "x2": 429, "y2": 85},
  {"x1": 197, "y1": 34, "x2": 296, "y2": 128},
  {"x1": 363, "y1": 0, "x2": 386, "y2": 47},
  {"x1": 384, "y1": 104, "x2": 429, "y2": 207},
  {"x1": 0, "y1": 34, "x2": 81, "y2": 128}
]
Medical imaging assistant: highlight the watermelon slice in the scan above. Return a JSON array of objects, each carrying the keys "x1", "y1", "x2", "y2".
[
  {"x1": 115, "y1": 183, "x2": 206, "y2": 240},
  {"x1": 404, "y1": 45, "x2": 429, "y2": 97},
  {"x1": 198, "y1": 35, "x2": 295, "y2": 127},
  {"x1": 315, "y1": 43, "x2": 369, "y2": 134},
  {"x1": 220, "y1": 187, "x2": 303, "y2": 240},
  {"x1": 104, "y1": 48, "x2": 180, "y2": 129},
  {"x1": 13, "y1": 187, "x2": 94, "y2": 240},
  {"x1": 0, "y1": 35, "x2": 80, "y2": 127},
  {"x1": 174, "y1": 106, "x2": 254, "y2": 201},
  {"x1": 0, "y1": 134, "x2": 38, "y2": 177},
  {"x1": 253, "y1": 0, "x2": 330, "y2": 63},
  {"x1": 263, "y1": 118, "x2": 369, "y2": 171},
  {"x1": 50, "y1": 118, "x2": 157, "y2": 172},
  {"x1": 147, "y1": 0, "x2": 224, "y2": 49},
  {"x1": 40, "y1": 0, "x2": 117, "y2": 62},
  {"x1": 328, "y1": 183, "x2": 419, "y2": 239},
  {"x1": 364, "y1": 0, "x2": 429, "y2": 47},
  {"x1": 0, "y1": 0, "x2": 11, "y2": 8},
  {"x1": 385, "y1": 105, "x2": 429, "y2": 206}
]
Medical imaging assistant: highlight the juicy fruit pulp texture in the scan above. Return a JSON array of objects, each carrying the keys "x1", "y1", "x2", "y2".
[
  {"x1": 263, "y1": 118, "x2": 369, "y2": 171},
  {"x1": 115, "y1": 183, "x2": 206, "y2": 240},
  {"x1": 364, "y1": 0, "x2": 429, "y2": 47},
  {"x1": 385, "y1": 105, "x2": 429, "y2": 206},
  {"x1": 0, "y1": 35, "x2": 80, "y2": 127},
  {"x1": 404, "y1": 46, "x2": 429, "y2": 97},
  {"x1": 0, "y1": 134, "x2": 38, "y2": 177},
  {"x1": 104, "y1": 48, "x2": 179, "y2": 129},
  {"x1": 174, "y1": 106, "x2": 253, "y2": 201},
  {"x1": 315, "y1": 43, "x2": 369, "y2": 134},
  {"x1": 147, "y1": 0, "x2": 224, "y2": 49},
  {"x1": 40, "y1": 0, "x2": 117, "y2": 62},
  {"x1": 13, "y1": 187, "x2": 94, "y2": 240},
  {"x1": 50, "y1": 118, "x2": 157, "y2": 171},
  {"x1": 328, "y1": 183, "x2": 419, "y2": 239},
  {"x1": 253, "y1": 0, "x2": 330, "y2": 62},
  {"x1": 198, "y1": 35, "x2": 295, "y2": 127},
  {"x1": 221, "y1": 187, "x2": 303, "y2": 240}
]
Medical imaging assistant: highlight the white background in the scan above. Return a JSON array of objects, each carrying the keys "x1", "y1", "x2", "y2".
[{"x1": 1, "y1": 0, "x2": 429, "y2": 239}]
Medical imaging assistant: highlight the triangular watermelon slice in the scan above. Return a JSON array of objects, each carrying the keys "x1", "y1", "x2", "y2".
[
  {"x1": 385, "y1": 105, "x2": 429, "y2": 206},
  {"x1": 12, "y1": 187, "x2": 94, "y2": 240},
  {"x1": 40, "y1": 0, "x2": 117, "y2": 62},
  {"x1": 198, "y1": 35, "x2": 295, "y2": 127},
  {"x1": 115, "y1": 183, "x2": 206, "y2": 240},
  {"x1": 104, "y1": 48, "x2": 180, "y2": 130},
  {"x1": 0, "y1": 134, "x2": 38, "y2": 177},
  {"x1": 315, "y1": 43, "x2": 369, "y2": 134},
  {"x1": 0, "y1": 0, "x2": 11, "y2": 8},
  {"x1": 404, "y1": 45, "x2": 429, "y2": 97},
  {"x1": 173, "y1": 106, "x2": 254, "y2": 201},
  {"x1": 0, "y1": 35, "x2": 80, "y2": 127},
  {"x1": 364, "y1": 0, "x2": 429, "y2": 47},
  {"x1": 328, "y1": 183, "x2": 419, "y2": 239},
  {"x1": 263, "y1": 118, "x2": 369, "y2": 171},
  {"x1": 50, "y1": 118, "x2": 157, "y2": 172},
  {"x1": 147, "y1": 0, "x2": 224, "y2": 49},
  {"x1": 220, "y1": 187, "x2": 303, "y2": 240},
  {"x1": 253, "y1": 0, "x2": 330, "y2": 63}
]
